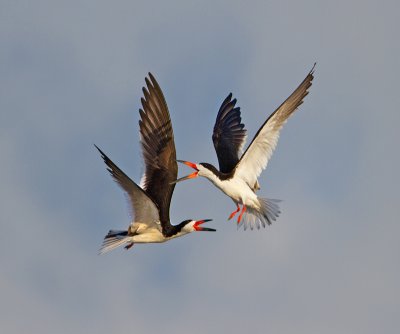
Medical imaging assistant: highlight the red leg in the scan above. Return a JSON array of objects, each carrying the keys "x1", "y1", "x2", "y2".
[
  {"x1": 125, "y1": 242, "x2": 134, "y2": 250},
  {"x1": 228, "y1": 203, "x2": 241, "y2": 220},
  {"x1": 237, "y1": 205, "x2": 247, "y2": 224}
]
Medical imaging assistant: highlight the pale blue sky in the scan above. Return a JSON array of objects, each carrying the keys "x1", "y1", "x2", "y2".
[{"x1": 1, "y1": 0, "x2": 399, "y2": 333}]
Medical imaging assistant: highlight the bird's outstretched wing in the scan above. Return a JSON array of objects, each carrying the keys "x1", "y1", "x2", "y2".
[
  {"x1": 235, "y1": 65, "x2": 315, "y2": 188},
  {"x1": 212, "y1": 93, "x2": 247, "y2": 173},
  {"x1": 95, "y1": 145, "x2": 160, "y2": 226},
  {"x1": 139, "y1": 73, "x2": 177, "y2": 226}
]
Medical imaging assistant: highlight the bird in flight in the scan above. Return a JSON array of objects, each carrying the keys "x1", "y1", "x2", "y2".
[
  {"x1": 173, "y1": 65, "x2": 315, "y2": 230},
  {"x1": 96, "y1": 73, "x2": 215, "y2": 254}
]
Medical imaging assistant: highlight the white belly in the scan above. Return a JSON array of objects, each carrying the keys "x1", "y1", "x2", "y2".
[
  {"x1": 132, "y1": 227, "x2": 167, "y2": 243},
  {"x1": 214, "y1": 177, "x2": 259, "y2": 208}
]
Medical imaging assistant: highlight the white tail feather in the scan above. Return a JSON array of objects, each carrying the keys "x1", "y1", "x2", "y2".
[
  {"x1": 237, "y1": 198, "x2": 281, "y2": 231},
  {"x1": 99, "y1": 230, "x2": 132, "y2": 254}
]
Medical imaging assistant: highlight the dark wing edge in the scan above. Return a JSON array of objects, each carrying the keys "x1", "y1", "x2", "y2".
[
  {"x1": 139, "y1": 73, "x2": 177, "y2": 226},
  {"x1": 94, "y1": 145, "x2": 159, "y2": 223},
  {"x1": 250, "y1": 63, "x2": 315, "y2": 152},
  {"x1": 212, "y1": 93, "x2": 247, "y2": 173},
  {"x1": 234, "y1": 64, "x2": 315, "y2": 184}
]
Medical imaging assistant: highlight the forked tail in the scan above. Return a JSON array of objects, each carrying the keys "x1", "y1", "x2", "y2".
[
  {"x1": 99, "y1": 230, "x2": 132, "y2": 254},
  {"x1": 238, "y1": 198, "x2": 281, "y2": 231}
]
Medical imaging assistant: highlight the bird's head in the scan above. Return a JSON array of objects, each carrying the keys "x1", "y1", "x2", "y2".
[
  {"x1": 181, "y1": 219, "x2": 216, "y2": 233},
  {"x1": 172, "y1": 161, "x2": 218, "y2": 183}
]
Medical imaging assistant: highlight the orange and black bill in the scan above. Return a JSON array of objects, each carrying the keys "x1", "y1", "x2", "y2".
[
  {"x1": 194, "y1": 219, "x2": 216, "y2": 232},
  {"x1": 171, "y1": 160, "x2": 199, "y2": 184}
]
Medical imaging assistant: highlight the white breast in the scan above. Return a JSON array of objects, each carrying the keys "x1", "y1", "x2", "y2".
[{"x1": 212, "y1": 176, "x2": 258, "y2": 207}]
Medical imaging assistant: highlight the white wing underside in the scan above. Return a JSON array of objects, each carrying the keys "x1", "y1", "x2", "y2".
[
  {"x1": 126, "y1": 184, "x2": 160, "y2": 229},
  {"x1": 235, "y1": 67, "x2": 314, "y2": 188},
  {"x1": 235, "y1": 119, "x2": 283, "y2": 188}
]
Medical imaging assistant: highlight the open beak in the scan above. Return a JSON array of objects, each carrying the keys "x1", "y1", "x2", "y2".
[
  {"x1": 170, "y1": 160, "x2": 199, "y2": 184},
  {"x1": 194, "y1": 219, "x2": 216, "y2": 232}
]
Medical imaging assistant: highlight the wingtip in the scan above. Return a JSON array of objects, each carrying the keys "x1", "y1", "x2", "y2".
[
  {"x1": 144, "y1": 77, "x2": 151, "y2": 88},
  {"x1": 147, "y1": 72, "x2": 160, "y2": 89},
  {"x1": 310, "y1": 62, "x2": 317, "y2": 75},
  {"x1": 94, "y1": 144, "x2": 103, "y2": 155},
  {"x1": 148, "y1": 72, "x2": 155, "y2": 82},
  {"x1": 94, "y1": 145, "x2": 110, "y2": 164}
]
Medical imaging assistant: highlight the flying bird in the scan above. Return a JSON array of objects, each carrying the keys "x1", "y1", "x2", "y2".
[
  {"x1": 173, "y1": 65, "x2": 315, "y2": 230},
  {"x1": 96, "y1": 73, "x2": 215, "y2": 254}
]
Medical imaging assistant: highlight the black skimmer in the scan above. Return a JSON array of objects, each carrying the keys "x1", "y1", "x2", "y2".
[
  {"x1": 173, "y1": 65, "x2": 315, "y2": 230},
  {"x1": 96, "y1": 73, "x2": 215, "y2": 254}
]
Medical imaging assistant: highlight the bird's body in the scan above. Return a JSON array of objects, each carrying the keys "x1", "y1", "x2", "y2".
[
  {"x1": 174, "y1": 65, "x2": 315, "y2": 230},
  {"x1": 197, "y1": 168, "x2": 259, "y2": 208},
  {"x1": 105, "y1": 222, "x2": 200, "y2": 245},
  {"x1": 96, "y1": 73, "x2": 214, "y2": 254}
]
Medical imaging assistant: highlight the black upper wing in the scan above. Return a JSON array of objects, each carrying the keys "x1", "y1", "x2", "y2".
[
  {"x1": 212, "y1": 93, "x2": 247, "y2": 173},
  {"x1": 139, "y1": 73, "x2": 177, "y2": 229}
]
